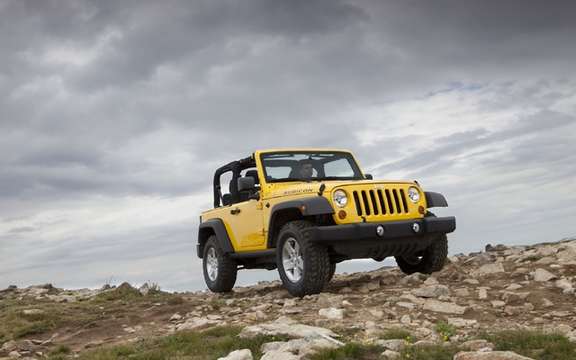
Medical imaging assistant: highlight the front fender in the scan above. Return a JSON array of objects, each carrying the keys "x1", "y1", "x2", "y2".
[
  {"x1": 267, "y1": 196, "x2": 334, "y2": 248},
  {"x1": 425, "y1": 191, "x2": 448, "y2": 208}
]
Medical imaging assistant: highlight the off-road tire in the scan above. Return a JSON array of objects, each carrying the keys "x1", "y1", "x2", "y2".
[
  {"x1": 276, "y1": 220, "x2": 331, "y2": 297},
  {"x1": 326, "y1": 262, "x2": 337, "y2": 283},
  {"x1": 395, "y1": 213, "x2": 448, "y2": 275},
  {"x1": 203, "y1": 236, "x2": 237, "y2": 293}
]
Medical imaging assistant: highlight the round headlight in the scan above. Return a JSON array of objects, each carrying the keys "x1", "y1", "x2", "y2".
[
  {"x1": 333, "y1": 189, "x2": 348, "y2": 208},
  {"x1": 408, "y1": 187, "x2": 420, "y2": 203}
]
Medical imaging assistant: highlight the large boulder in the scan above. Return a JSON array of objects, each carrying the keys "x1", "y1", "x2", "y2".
[
  {"x1": 239, "y1": 317, "x2": 342, "y2": 345},
  {"x1": 217, "y1": 349, "x2": 253, "y2": 360},
  {"x1": 454, "y1": 351, "x2": 534, "y2": 359}
]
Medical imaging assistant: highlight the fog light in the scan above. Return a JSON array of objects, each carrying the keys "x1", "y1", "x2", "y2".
[
  {"x1": 412, "y1": 223, "x2": 420, "y2": 233},
  {"x1": 376, "y1": 225, "x2": 385, "y2": 236},
  {"x1": 338, "y1": 210, "x2": 347, "y2": 219}
]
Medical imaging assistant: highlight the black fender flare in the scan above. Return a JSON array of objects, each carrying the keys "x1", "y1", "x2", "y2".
[
  {"x1": 197, "y1": 218, "x2": 234, "y2": 258},
  {"x1": 267, "y1": 196, "x2": 334, "y2": 248},
  {"x1": 425, "y1": 191, "x2": 448, "y2": 208}
]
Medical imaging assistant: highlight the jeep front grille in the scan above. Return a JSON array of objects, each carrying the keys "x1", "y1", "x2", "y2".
[{"x1": 352, "y1": 188, "x2": 408, "y2": 217}]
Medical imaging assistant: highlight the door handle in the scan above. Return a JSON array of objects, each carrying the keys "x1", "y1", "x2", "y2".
[{"x1": 230, "y1": 208, "x2": 241, "y2": 215}]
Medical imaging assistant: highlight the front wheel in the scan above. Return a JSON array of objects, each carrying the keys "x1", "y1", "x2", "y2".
[
  {"x1": 395, "y1": 234, "x2": 448, "y2": 275},
  {"x1": 203, "y1": 236, "x2": 237, "y2": 293},
  {"x1": 276, "y1": 220, "x2": 330, "y2": 297}
]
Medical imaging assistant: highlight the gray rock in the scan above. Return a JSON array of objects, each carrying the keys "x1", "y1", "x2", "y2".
[
  {"x1": 400, "y1": 315, "x2": 411, "y2": 324},
  {"x1": 448, "y1": 318, "x2": 478, "y2": 328},
  {"x1": 423, "y1": 299, "x2": 467, "y2": 315},
  {"x1": 217, "y1": 349, "x2": 253, "y2": 360},
  {"x1": 169, "y1": 313, "x2": 182, "y2": 322},
  {"x1": 454, "y1": 350, "x2": 534, "y2": 359},
  {"x1": 8, "y1": 351, "x2": 21, "y2": 359},
  {"x1": 491, "y1": 300, "x2": 506, "y2": 308},
  {"x1": 1, "y1": 341, "x2": 18, "y2": 352},
  {"x1": 454, "y1": 288, "x2": 471, "y2": 297},
  {"x1": 260, "y1": 351, "x2": 299, "y2": 360},
  {"x1": 532, "y1": 269, "x2": 556, "y2": 282},
  {"x1": 412, "y1": 285, "x2": 450, "y2": 298},
  {"x1": 398, "y1": 273, "x2": 427, "y2": 286},
  {"x1": 471, "y1": 263, "x2": 505, "y2": 277},
  {"x1": 318, "y1": 308, "x2": 345, "y2": 320},
  {"x1": 381, "y1": 349, "x2": 401, "y2": 359},
  {"x1": 478, "y1": 288, "x2": 489, "y2": 300},
  {"x1": 375, "y1": 339, "x2": 407, "y2": 352},
  {"x1": 240, "y1": 317, "x2": 342, "y2": 344},
  {"x1": 175, "y1": 317, "x2": 220, "y2": 331},
  {"x1": 316, "y1": 294, "x2": 344, "y2": 308},
  {"x1": 261, "y1": 338, "x2": 340, "y2": 359},
  {"x1": 460, "y1": 339, "x2": 494, "y2": 351},
  {"x1": 555, "y1": 278, "x2": 574, "y2": 293}
]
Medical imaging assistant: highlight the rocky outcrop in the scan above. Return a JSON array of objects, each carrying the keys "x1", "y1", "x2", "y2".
[{"x1": 2, "y1": 238, "x2": 576, "y2": 360}]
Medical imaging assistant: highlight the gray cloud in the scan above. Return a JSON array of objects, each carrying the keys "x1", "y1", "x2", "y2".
[{"x1": 1, "y1": 0, "x2": 575, "y2": 290}]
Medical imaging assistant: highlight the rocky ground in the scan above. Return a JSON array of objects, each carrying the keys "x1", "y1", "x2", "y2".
[{"x1": 1, "y1": 238, "x2": 576, "y2": 360}]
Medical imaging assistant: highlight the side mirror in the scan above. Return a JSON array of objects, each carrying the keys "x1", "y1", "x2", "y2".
[
  {"x1": 365, "y1": 174, "x2": 373, "y2": 180},
  {"x1": 238, "y1": 177, "x2": 256, "y2": 192}
]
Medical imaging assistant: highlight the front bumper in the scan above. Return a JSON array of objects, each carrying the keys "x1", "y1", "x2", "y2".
[{"x1": 308, "y1": 216, "x2": 456, "y2": 259}]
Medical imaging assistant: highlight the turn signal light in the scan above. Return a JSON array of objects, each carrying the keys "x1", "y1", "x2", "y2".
[
  {"x1": 418, "y1": 206, "x2": 425, "y2": 214},
  {"x1": 338, "y1": 210, "x2": 347, "y2": 219}
]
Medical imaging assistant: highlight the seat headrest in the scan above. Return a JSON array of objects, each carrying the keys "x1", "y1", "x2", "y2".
[{"x1": 245, "y1": 169, "x2": 259, "y2": 184}]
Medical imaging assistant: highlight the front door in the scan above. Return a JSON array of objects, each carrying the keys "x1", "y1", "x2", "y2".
[{"x1": 225, "y1": 199, "x2": 265, "y2": 251}]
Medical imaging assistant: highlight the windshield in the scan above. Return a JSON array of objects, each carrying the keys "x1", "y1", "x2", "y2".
[{"x1": 260, "y1": 151, "x2": 363, "y2": 183}]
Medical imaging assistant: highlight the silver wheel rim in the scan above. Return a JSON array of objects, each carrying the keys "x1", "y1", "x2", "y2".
[
  {"x1": 282, "y1": 237, "x2": 303, "y2": 283},
  {"x1": 206, "y1": 247, "x2": 218, "y2": 281}
]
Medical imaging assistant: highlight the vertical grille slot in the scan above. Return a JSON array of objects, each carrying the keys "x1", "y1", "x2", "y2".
[
  {"x1": 400, "y1": 189, "x2": 409, "y2": 213},
  {"x1": 377, "y1": 189, "x2": 387, "y2": 214},
  {"x1": 361, "y1": 190, "x2": 371, "y2": 215},
  {"x1": 385, "y1": 189, "x2": 394, "y2": 214},
  {"x1": 392, "y1": 189, "x2": 402, "y2": 214},
  {"x1": 369, "y1": 190, "x2": 379, "y2": 215},
  {"x1": 353, "y1": 191, "x2": 362, "y2": 216}
]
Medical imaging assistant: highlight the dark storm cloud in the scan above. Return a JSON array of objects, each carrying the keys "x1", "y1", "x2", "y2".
[{"x1": 1, "y1": 0, "x2": 575, "y2": 290}]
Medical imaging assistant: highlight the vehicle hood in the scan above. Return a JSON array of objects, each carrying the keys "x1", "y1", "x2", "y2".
[{"x1": 264, "y1": 179, "x2": 418, "y2": 199}]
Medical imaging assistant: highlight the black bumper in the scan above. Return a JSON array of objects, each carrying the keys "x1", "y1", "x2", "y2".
[{"x1": 308, "y1": 216, "x2": 456, "y2": 259}]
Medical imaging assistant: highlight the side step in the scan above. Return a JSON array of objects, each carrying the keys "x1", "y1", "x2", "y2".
[{"x1": 229, "y1": 249, "x2": 276, "y2": 259}]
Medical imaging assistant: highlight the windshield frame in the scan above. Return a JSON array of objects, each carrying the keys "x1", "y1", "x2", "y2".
[{"x1": 259, "y1": 150, "x2": 364, "y2": 183}]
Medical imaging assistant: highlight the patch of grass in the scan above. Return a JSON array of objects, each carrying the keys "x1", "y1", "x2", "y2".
[
  {"x1": 166, "y1": 295, "x2": 185, "y2": 305},
  {"x1": 380, "y1": 328, "x2": 415, "y2": 343},
  {"x1": 93, "y1": 283, "x2": 143, "y2": 302},
  {"x1": 49, "y1": 345, "x2": 72, "y2": 356},
  {"x1": 0, "y1": 300, "x2": 102, "y2": 342},
  {"x1": 309, "y1": 343, "x2": 384, "y2": 360},
  {"x1": 75, "y1": 326, "x2": 291, "y2": 360},
  {"x1": 208, "y1": 297, "x2": 227, "y2": 310},
  {"x1": 401, "y1": 344, "x2": 459, "y2": 360},
  {"x1": 485, "y1": 330, "x2": 576, "y2": 360},
  {"x1": 435, "y1": 321, "x2": 456, "y2": 341}
]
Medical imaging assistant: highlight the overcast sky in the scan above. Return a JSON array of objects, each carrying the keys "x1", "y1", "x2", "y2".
[{"x1": 1, "y1": 0, "x2": 575, "y2": 291}]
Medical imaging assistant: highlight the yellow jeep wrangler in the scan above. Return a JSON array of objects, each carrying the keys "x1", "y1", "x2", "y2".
[{"x1": 198, "y1": 149, "x2": 456, "y2": 297}]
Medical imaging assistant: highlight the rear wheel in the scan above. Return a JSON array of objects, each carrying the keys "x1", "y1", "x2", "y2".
[
  {"x1": 396, "y1": 234, "x2": 448, "y2": 275},
  {"x1": 203, "y1": 236, "x2": 237, "y2": 293},
  {"x1": 276, "y1": 220, "x2": 330, "y2": 297}
]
